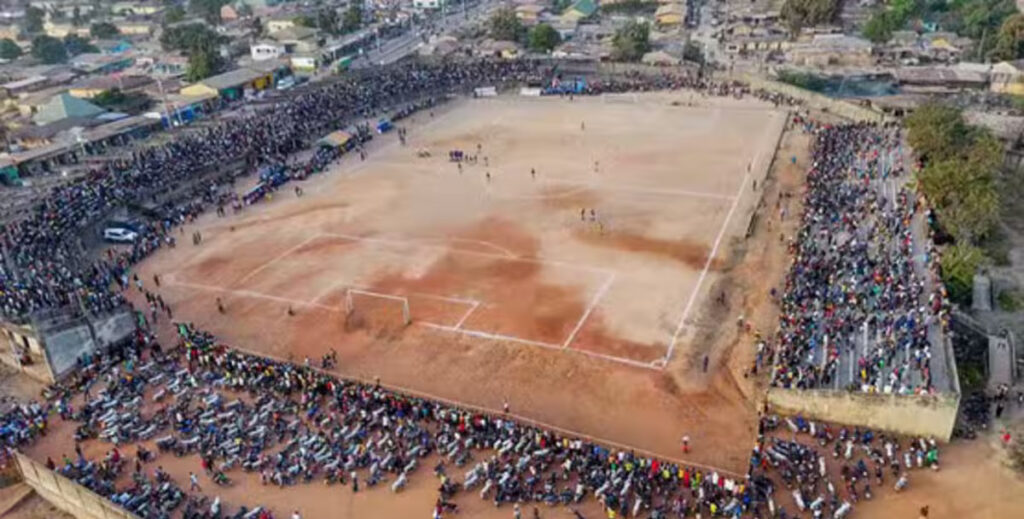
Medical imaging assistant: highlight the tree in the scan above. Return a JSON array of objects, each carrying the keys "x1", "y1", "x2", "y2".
[
  {"x1": 612, "y1": 20, "x2": 650, "y2": 62},
  {"x1": 989, "y1": 13, "x2": 1024, "y2": 61},
  {"x1": 862, "y1": 11, "x2": 897, "y2": 43},
  {"x1": 90, "y1": 22, "x2": 121, "y2": 40},
  {"x1": 160, "y1": 23, "x2": 224, "y2": 52},
  {"x1": 164, "y1": 5, "x2": 187, "y2": 24},
  {"x1": 31, "y1": 35, "x2": 68, "y2": 64},
  {"x1": 23, "y1": 6, "x2": 45, "y2": 34},
  {"x1": 92, "y1": 88, "x2": 153, "y2": 114},
  {"x1": 63, "y1": 34, "x2": 99, "y2": 57},
  {"x1": 189, "y1": 0, "x2": 228, "y2": 25},
  {"x1": 0, "y1": 38, "x2": 22, "y2": 60},
  {"x1": 342, "y1": 4, "x2": 363, "y2": 33},
  {"x1": 488, "y1": 7, "x2": 523, "y2": 42},
  {"x1": 527, "y1": 24, "x2": 561, "y2": 52},
  {"x1": 940, "y1": 242, "x2": 986, "y2": 304},
  {"x1": 72, "y1": 6, "x2": 83, "y2": 27},
  {"x1": 186, "y1": 47, "x2": 223, "y2": 82},
  {"x1": 905, "y1": 103, "x2": 970, "y2": 162},
  {"x1": 780, "y1": 0, "x2": 839, "y2": 34}
]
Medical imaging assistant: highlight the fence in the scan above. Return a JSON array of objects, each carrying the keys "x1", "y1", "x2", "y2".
[
  {"x1": 731, "y1": 74, "x2": 888, "y2": 123},
  {"x1": 13, "y1": 451, "x2": 139, "y2": 519}
]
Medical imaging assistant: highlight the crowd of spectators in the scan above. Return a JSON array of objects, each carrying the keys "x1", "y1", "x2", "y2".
[{"x1": 769, "y1": 123, "x2": 947, "y2": 394}]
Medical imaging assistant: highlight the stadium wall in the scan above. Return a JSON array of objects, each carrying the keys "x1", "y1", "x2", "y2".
[
  {"x1": 766, "y1": 387, "x2": 960, "y2": 440},
  {"x1": 14, "y1": 451, "x2": 140, "y2": 519},
  {"x1": 735, "y1": 74, "x2": 887, "y2": 123}
]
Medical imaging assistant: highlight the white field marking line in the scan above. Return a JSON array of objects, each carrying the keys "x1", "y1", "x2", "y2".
[
  {"x1": 168, "y1": 279, "x2": 338, "y2": 311},
  {"x1": 347, "y1": 288, "x2": 409, "y2": 303},
  {"x1": 318, "y1": 232, "x2": 614, "y2": 275},
  {"x1": 488, "y1": 184, "x2": 591, "y2": 202},
  {"x1": 234, "y1": 235, "x2": 320, "y2": 286},
  {"x1": 562, "y1": 272, "x2": 617, "y2": 349},
  {"x1": 543, "y1": 178, "x2": 736, "y2": 201},
  {"x1": 418, "y1": 237, "x2": 517, "y2": 258},
  {"x1": 422, "y1": 321, "x2": 664, "y2": 371},
  {"x1": 452, "y1": 301, "x2": 480, "y2": 330},
  {"x1": 664, "y1": 111, "x2": 782, "y2": 362},
  {"x1": 419, "y1": 322, "x2": 560, "y2": 349}
]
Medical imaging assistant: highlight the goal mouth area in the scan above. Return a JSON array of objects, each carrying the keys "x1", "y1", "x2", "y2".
[{"x1": 344, "y1": 288, "x2": 412, "y2": 328}]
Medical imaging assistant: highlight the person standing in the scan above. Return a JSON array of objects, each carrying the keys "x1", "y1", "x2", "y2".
[
  {"x1": 514, "y1": 504, "x2": 522, "y2": 519},
  {"x1": 189, "y1": 472, "x2": 201, "y2": 492}
]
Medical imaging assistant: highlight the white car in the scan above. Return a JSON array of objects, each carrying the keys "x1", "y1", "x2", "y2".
[{"x1": 103, "y1": 227, "x2": 138, "y2": 243}]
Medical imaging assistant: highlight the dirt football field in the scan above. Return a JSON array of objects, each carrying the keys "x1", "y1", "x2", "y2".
[{"x1": 134, "y1": 94, "x2": 789, "y2": 473}]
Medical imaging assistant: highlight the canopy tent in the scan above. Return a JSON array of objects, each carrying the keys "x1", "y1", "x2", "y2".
[{"x1": 318, "y1": 130, "x2": 353, "y2": 149}]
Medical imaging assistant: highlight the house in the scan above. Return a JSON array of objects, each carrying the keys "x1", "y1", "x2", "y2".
[
  {"x1": 251, "y1": 42, "x2": 287, "y2": 61},
  {"x1": 515, "y1": 4, "x2": 545, "y2": 25},
  {"x1": 266, "y1": 17, "x2": 298, "y2": 33},
  {"x1": 68, "y1": 75, "x2": 154, "y2": 99},
  {"x1": 893, "y1": 65, "x2": 989, "y2": 91},
  {"x1": 413, "y1": 0, "x2": 446, "y2": 8},
  {"x1": 991, "y1": 60, "x2": 1024, "y2": 96},
  {"x1": 31, "y1": 92, "x2": 106, "y2": 126},
  {"x1": 221, "y1": 4, "x2": 240, "y2": 21},
  {"x1": 477, "y1": 39, "x2": 520, "y2": 59},
  {"x1": 113, "y1": 21, "x2": 154, "y2": 36},
  {"x1": 70, "y1": 53, "x2": 136, "y2": 75},
  {"x1": 562, "y1": 0, "x2": 597, "y2": 22},
  {"x1": 152, "y1": 55, "x2": 189, "y2": 77},
  {"x1": 724, "y1": 33, "x2": 790, "y2": 56},
  {"x1": 290, "y1": 54, "x2": 319, "y2": 73},
  {"x1": 43, "y1": 22, "x2": 91, "y2": 39},
  {"x1": 1, "y1": 76, "x2": 51, "y2": 99},
  {"x1": 94, "y1": 40, "x2": 134, "y2": 55},
  {"x1": 0, "y1": 24, "x2": 22, "y2": 41},
  {"x1": 270, "y1": 26, "x2": 323, "y2": 54},
  {"x1": 655, "y1": 4, "x2": 686, "y2": 27},
  {"x1": 179, "y1": 68, "x2": 273, "y2": 100},
  {"x1": 110, "y1": 1, "x2": 163, "y2": 16},
  {"x1": 787, "y1": 34, "x2": 874, "y2": 68}
]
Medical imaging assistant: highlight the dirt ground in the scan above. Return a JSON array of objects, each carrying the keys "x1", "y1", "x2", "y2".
[{"x1": 128, "y1": 94, "x2": 787, "y2": 474}]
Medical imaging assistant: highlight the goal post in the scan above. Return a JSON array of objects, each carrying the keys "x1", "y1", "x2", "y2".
[{"x1": 345, "y1": 289, "x2": 411, "y2": 326}]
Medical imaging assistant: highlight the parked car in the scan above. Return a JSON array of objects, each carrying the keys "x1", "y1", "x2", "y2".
[{"x1": 103, "y1": 227, "x2": 138, "y2": 243}]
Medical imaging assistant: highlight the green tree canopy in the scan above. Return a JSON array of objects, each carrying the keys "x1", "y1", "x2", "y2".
[
  {"x1": 908, "y1": 103, "x2": 1002, "y2": 245},
  {"x1": 488, "y1": 7, "x2": 523, "y2": 42},
  {"x1": 92, "y1": 88, "x2": 154, "y2": 114},
  {"x1": 940, "y1": 242, "x2": 987, "y2": 304},
  {"x1": 527, "y1": 23, "x2": 561, "y2": 52},
  {"x1": 90, "y1": 22, "x2": 121, "y2": 40},
  {"x1": 160, "y1": 22, "x2": 225, "y2": 52},
  {"x1": 63, "y1": 34, "x2": 99, "y2": 56},
  {"x1": 989, "y1": 13, "x2": 1024, "y2": 61},
  {"x1": 23, "y1": 6, "x2": 45, "y2": 34},
  {"x1": 185, "y1": 47, "x2": 224, "y2": 82},
  {"x1": 164, "y1": 5, "x2": 187, "y2": 24},
  {"x1": 780, "y1": 0, "x2": 840, "y2": 34},
  {"x1": 0, "y1": 38, "x2": 22, "y2": 60},
  {"x1": 31, "y1": 35, "x2": 68, "y2": 64},
  {"x1": 611, "y1": 20, "x2": 650, "y2": 61},
  {"x1": 342, "y1": 5, "x2": 363, "y2": 33},
  {"x1": 189, "y1": 0, "x2": 228, "y2": 25}
]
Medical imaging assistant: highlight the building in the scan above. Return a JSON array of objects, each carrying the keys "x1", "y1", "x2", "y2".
[
  {"x1": 1, "y1": 76, "x2": 51, "y2": 99},
  {"x1": 266, "y1": 17, "x2": 298, "y2": 33},
  {"x1": 152, "y1": 55, "x2": 189, "y2": 77},
  {"x1": 110, "y1": 1, "x2": 164, "y2": 16},
  {"x1": 655, "y1": 3, "x2": 686, "y2": 27},
  {"x1": 67, "y1": 75, "x2": 154, "y2": 99},
  {"x1": 562, "y1": 0, "x2": 597, "y2": 22},
  {"x1": 991, "y1": 60, "x2": 1024, "y2": 96},
  {"x1": 251, "y1": 42, "x2": 287, "y2": 61},
  {"x1": 413, "y1": 0, "x2": 447, "y2": 8},
  {"x1": 31, "y1": 92, "x2": 106, "y2": 126},
  {"x1": 70, "y1": 53, "x2": 136, "y2": 75},
  {"x1": 270, "y1": 26, "x2": 324, "y2": 54},
  {"x1": 787, "y1": 34, "x2": 874, "y2": 68},
  {"x1": 515, "y1": 3, "x2": 545, "y2": 25},
  {"x1": 179, "y1": 68, "x2": 274, "y2": 101}
]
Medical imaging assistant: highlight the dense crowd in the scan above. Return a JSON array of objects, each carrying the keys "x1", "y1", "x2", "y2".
[
  {"x1": 769, "y1": 122, "x2": 947, "y2": 393},
  {"x1": 0, "y1": 322, "x2": 940, "y2": 519}
]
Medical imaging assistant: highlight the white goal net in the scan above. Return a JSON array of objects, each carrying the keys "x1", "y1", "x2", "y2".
[{"x1": 344, "y1": 289, "x2": 411, "y2": 327}]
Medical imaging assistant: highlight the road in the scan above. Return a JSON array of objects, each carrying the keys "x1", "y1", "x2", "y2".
[{"x1": 355, "y1": 0, "x2": 499, "y2": 68}]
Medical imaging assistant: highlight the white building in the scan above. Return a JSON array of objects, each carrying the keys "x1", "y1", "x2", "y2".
[
  {"x1": 413, "y1": 0, "x2": 446, "y2": 9},
  {"x1": 251, "y1": 42, "x2": 286, "y2": 61}
]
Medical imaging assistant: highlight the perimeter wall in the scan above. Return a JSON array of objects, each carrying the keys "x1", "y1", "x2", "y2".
[
  {"x1": 766, "y1": 388, "x2": 961, "y2": 440},
  {"x1": 14, "y1": 451, "x2": 139, "y2": 519}
]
